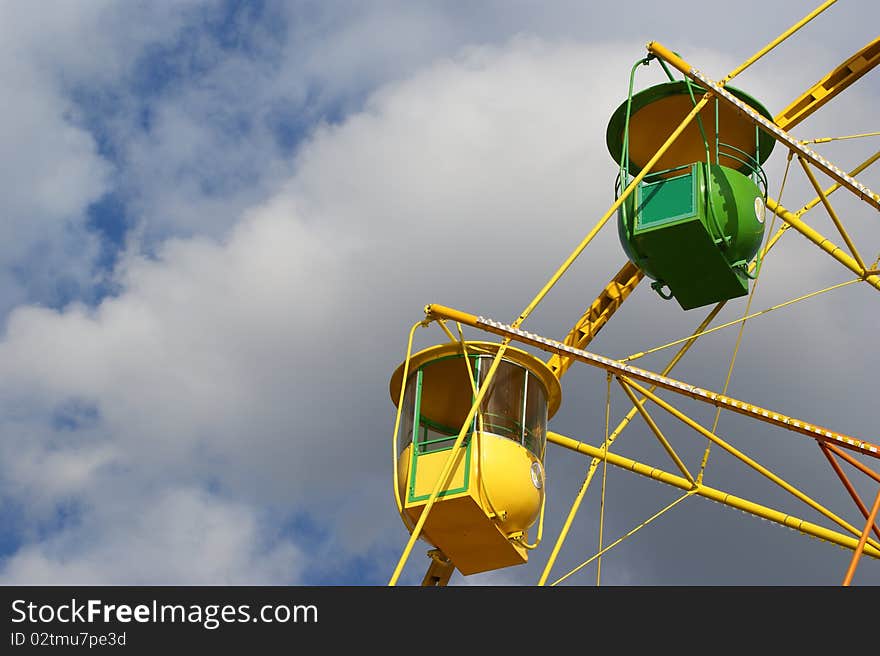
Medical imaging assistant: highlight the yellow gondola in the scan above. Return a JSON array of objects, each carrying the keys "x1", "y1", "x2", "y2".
[{"x1": 390, "y1": 341, "x2": 560, "y2": 575}]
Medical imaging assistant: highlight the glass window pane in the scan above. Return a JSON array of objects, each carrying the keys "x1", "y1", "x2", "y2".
[
  {"x1": 398, "y1": 373, "x2": 417, "y2": 455},
  {"x1": 419, "y1": 423, "x2": 457, "y2": 453},
  {"x1": 417, "y1": 356, "x2": 475, "y2": 434},
  {"x1": 524, "y1": 373, "x2": 548, "y2": 459},
  {"x1": 479, "y1": 358, "x2": 525, "y2": 443},
  {"x1": 412, "y1": 355, "x2": 479, "y2": 454}
]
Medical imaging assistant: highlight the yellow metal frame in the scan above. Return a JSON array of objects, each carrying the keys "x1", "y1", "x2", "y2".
[
  {"x1": 546, "y1": 431, "x2": 880, "y2": 559},
  {"x1": 820, "y1": 445, "x2": 880, "y2": 542},
  {"x1": 646, "y1": 42, "x2": 880, "y2": 211},
  {"x1": 617, "y1": 378, "x2": 694, "y2": 485},
  {"x1": 775, "y1": 36, "x2": 880, "y2": 131},
  {"x1": 798, "y1": 156, "x2": 867, "y2": 271},
  {"x1": 424, "y1": 303, "x2": 880, "y2": 460},
  {"x1": 389, "y1": 0, "x2": 880, "y2": 586},
  {"x1": 421, "y1": 549, "x2": 455, "y2": 587},
  {"x1": 546, "y1": 261, "x2": 643, "y2": 379}
]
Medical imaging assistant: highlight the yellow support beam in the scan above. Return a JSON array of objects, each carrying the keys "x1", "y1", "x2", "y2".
[
  {"x1": 550, "y1": 492, "x2": 694, "y2": 586},
  {"x1": 766, "y1": 197, "x2": 880, "y2": 292},
  {"x1": 534, "y1": 12, "x2": 828, "y2": 581},
  {"x1": 536, "y1": 302, "x2": 725, "y2": 586},
  {"x1": 617, "y1": 377, "x2": 695, "y2": 484},
  {"x1": 797, "y1": 150, "x2": 880, "y2": 215},
  {"x1": 719, "y1": 0, "x2": 837, "y2": 86},
  {"x1": 423, "y1": 303, "x2": 880, "y2": 459},
  {"x1": 647, "y1": 43, "x2": 880, "y2": 210},
  {"x1": 797, "y1": 156, "x2": 867, "y2": 271},
  {"x1": 510, "y1": 95, "x2": 711, "y2": 330},
  {"x1": 546, "y1": 431, "x2": 880, "y2": 559},
  {"x1": 547, "y1": 261, "x2": 643, "y2": 380},
  {"x1": 775, "y1": 36, "x2": 880, "y2": 131},
  {"x1": 648, "y1": 1, "x2": 837, "y2": 89},
  {"x1": 620, "y1": 376, "x2": 880, "y2": 549},
  {"x1": 421, "y1": 549, "x2": 455, "y2": 587}
]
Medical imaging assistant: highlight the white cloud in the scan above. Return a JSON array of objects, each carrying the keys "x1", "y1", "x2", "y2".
[
  {"x1": 0, "y1": 39, "x2": 108, "y2": 309},
  {"x1": 0, "y1": 3, "x2": 876, "y2": 586},
  {"x1": 0, "y1": 487, "x2": 301, "y2": 585},
  {"x1": 0, "y1": 1, "x2": 222, "y2": 311},
  {"x1": 0, "y1": 37, "x2": 648, "y2": 583}
]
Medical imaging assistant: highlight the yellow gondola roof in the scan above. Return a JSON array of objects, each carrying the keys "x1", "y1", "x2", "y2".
[{"x1": 389, "y1": 340, "x2": 562, "y2": 419}]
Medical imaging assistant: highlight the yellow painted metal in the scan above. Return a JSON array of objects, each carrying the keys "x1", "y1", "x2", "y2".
[
  {"x1": 437, "y1": 319, "x2": 457, "y2": 342},
  {"x1": 537, "y1": 302, "x2": 726, "y2": 586},
  {"x1": 802, "y1": 131, "x2": 880, "y2": 144},
  {"x1": 389, "y1": 341, "x2": 562, "y2": 418},
  {"x1": 547, "y1": 261, "x2": 643, "y2": 379},
  {"x1": 596, "y1": 374, "x2": 612, "y2": 586},
  {"x1": 455, "y1": 334, "x2": 539, "y2": 548},
  {"x1": 622, "y1": 89, "x2": 767, "y2": 174},
  {"x1": 766, "y1": 198, "x2": 880, "y2": 292},
  {"x1": 622, "y1": 278, "x2": 860, "y2": 363},
  {"x1": 551, "y1": 492, "x2": 694, "y2": 586},
  {"x1": 797, "y1": 150, "x2": 880, "y2": 215},
  {"x1": 645, "y1": 42, "x2": 692, "y2": 78},
  {"x1": 798, "y1": 156, "x2": 867, "y2": 271},
  {"x1": 391, "y1": 320, "x2": 428, "y2": 523},
  {"x1": 648, "y1": 43, "x2": 880, "y2": 210},
  {"x1": 405, "y1": 446, "x2": 469, "y2": 500},
  {"x1": 647, "y1": 2, "x2": 836, "y2": 87},
  {"x1": 400, "y1": 436, "x2": 542, "y2": 538},
  {"x1": 617, "y1": 377, "x2": 694, "y2": 484},
  {"x1": 395, "y1": 2, "x2": 876, "y2": 585},
  {"x1": 721, "y1": 0, "x2": 838, "y2": 85},
  {"x1": 424, "y1": 304, "x2": 880, "y2": 459},
  {"x1": 520, "y1": 487, "x2": 546, "y2": 550},
  {"x1": 443, "y1": 178, "x2": 791, "y2": 600},
  {"x1": 536, "y1": 455, "x2": 599, "y2": 586},
  {"x1": 398, "y1": 435, "x2": 540, "y2": 575},
  {"x1": 495, "y1": 229, "x2": 793, "y2": 584},
  {"x1": 389, "y1": 341, "x2": 559, "y2": 579},
  {"x1": 421, "y1": 549, "x2": 455, "y2": 587},
  {"x1": 775, "y1": 36, "x2": 880, "y2": 131},
  {"x1": 510, "y1": 95, "x2": 711, "y2": 331},
  {"x1": 621, "y1": 376, "x2": 880, "y2": 550},
  {"x1": 762, "y1": 222, "x2": 791, "y2": 255},
  {"x1": 388, "y1": 338, "x2": 511, "y2": 585},
  {"x1": 546, "y1": 431, "x2": 880, "y2": 559},
  {"x1": 466, "y1": 434, "x2": 545, "y2": 541}
]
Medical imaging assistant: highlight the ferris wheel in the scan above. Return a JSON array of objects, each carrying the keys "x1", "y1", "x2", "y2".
[{"x1": 386, "y1": 0, "x2": 880, "y2": 586}]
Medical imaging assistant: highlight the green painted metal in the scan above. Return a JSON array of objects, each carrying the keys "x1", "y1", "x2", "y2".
[
  {"x1": 408, "y1": 368, "x2": 424, "y2": 499},
  {"x1": 636, "y1": 170, "x2": 696, "y2": 228},
  {"x1": 407, "y1": 365, "x2": 474, "y2": 504},
  {"x1": 618, "y1": 162, "x2": 766, "y2": 310}
]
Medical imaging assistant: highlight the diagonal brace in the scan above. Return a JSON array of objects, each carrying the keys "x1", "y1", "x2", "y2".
[
  {"x1": 617, "y1": 376, "x2": 695, "y2": 484},
  {"x1": 819, "y1": 443, "x2": 880, "y2": 542},
  {"x1": 621, "y1": 376, "x2": 880, "y2": 552},
  {"x1": 798, "y1": 156, "x2": 867, "y2": 271}
]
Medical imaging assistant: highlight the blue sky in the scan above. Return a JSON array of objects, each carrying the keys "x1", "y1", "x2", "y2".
[{"x1": 0, "y1": 0, "x2": 878, "y2": 586}]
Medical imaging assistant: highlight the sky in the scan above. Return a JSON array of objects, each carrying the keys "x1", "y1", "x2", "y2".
[{"x1": 0, "y1": 0, "x2": 877, "y2": 587}]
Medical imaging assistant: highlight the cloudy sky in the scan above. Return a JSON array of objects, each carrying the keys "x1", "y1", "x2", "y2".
[{"x1": 0, "y1": 0, "x2": 877, "y2": 587}]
